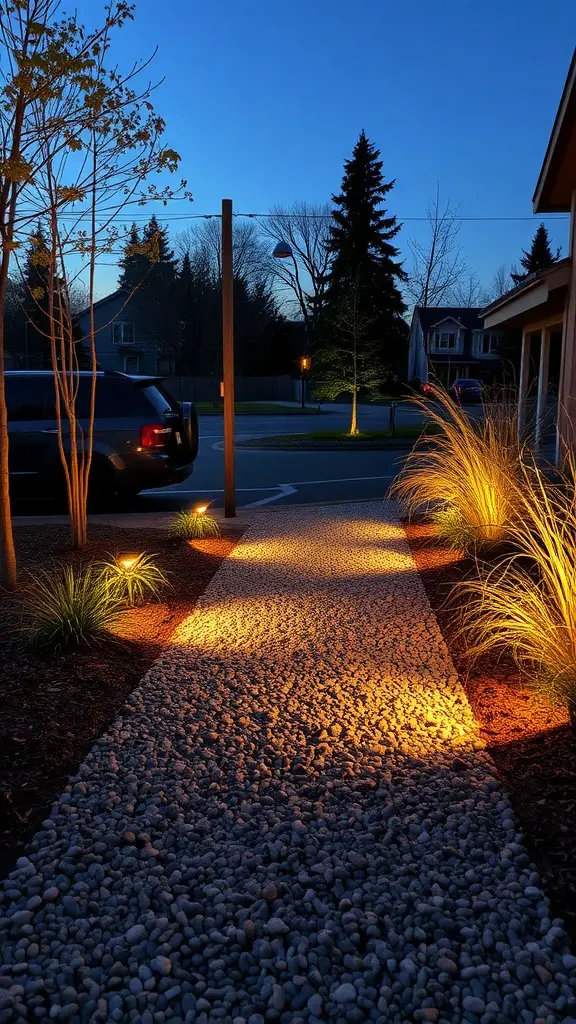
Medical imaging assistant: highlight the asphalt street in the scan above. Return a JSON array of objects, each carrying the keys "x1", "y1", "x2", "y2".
[
  {"x1": 132, "y1": 403, "x2": 413, "y2": 511},
  {"x1": 9, "y1": 401, "x2": 484, "y2": 516}
]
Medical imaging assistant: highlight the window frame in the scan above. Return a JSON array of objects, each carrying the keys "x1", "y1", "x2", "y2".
[
  {"x1": 112, "y1": 321, "x2": 136, "y2": 345},
  {"x1": 123, "y1": 354, "x2": 140, "y2": 374}
]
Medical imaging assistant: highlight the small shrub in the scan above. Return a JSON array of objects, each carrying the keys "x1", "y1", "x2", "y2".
[
  {"x1": 169, "y1": 509, "x2": 221, "y2": 541},
  {"x1": 430, "y1": 504, "x2": 478, "y2": 552},
  {"x1": 98, "y1": 552, "x2": 168, "y2": 606},
  {"x1": 460, "y1": 457, "x2": 576, "y2": 724},
  {"x1": 22, "y1": 565, "x2": 123, "y2": 650},
  {"x1": 390, "y1": 384, "x2": 523, "y2": 553}
]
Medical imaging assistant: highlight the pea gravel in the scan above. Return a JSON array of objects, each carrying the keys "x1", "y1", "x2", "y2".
[{"x1": 1, "y1": 501, "x2": 576, "y2": 1024}]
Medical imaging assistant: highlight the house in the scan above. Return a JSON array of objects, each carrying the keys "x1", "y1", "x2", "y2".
[
  {"x1": 481, "y1": 48, "x2": 576, "y2": 457},
  {"x1": 76, "y1": 289, "x2": 176, "y2": 376},
  {"x1": 407, "y1": 306, "x2": 503, "y2": 386}
]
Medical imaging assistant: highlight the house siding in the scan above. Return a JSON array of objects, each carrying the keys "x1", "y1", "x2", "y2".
[
  {"x1": 407, "y1": 306, "x2": 503, "y2": 384},
  {"x1": 76, "y1": 290, "x2": 164, "y2": 375}
]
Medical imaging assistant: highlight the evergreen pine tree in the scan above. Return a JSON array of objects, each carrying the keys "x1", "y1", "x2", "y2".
[
  {"x1": 511, "y1": 223, "x2": 561, "y2": 284},
  {"x1": 118, "y1": 223, "x2": 150, "y2": 290},
  {"x1": 22, "y1": 223, "x2": 52, "y2": 366},
  {"x1": 142, "y1": 213, "x2": 178, "y2": 287},
  {"x1": 326, "y1": 130, "x2": 406, "y2": 371}
]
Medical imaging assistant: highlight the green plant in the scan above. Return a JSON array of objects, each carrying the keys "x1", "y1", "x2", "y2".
[
  {"x1": 98, "y1": 552, "x2": 168, "y2": 606},
  {"x1": 22, "y1": 565, "x2": 124, "y2": 650},
  {"x1": 169, "y1": 509, "x2": 221, "y2": 541},
  {"x1": 460, "y1": 458, "x2": 576, "y2": 725},
  {"x1": 390, "y1": 384, "x2": 523, "y2": 553}
]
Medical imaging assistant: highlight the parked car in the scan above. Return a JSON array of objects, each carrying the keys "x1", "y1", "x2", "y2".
[
  {"x1": 448, "y1": 377, "x2": 483, "y2": 403},
  {"x1": 5, "y1": 370, "x2": 198, "y2": 503}
]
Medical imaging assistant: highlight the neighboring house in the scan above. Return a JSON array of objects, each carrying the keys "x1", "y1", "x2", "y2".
[
  {"x1": 407, "y1": 306, "x2": 503, "y2": 386},
  {"x1": 482, "y1": 48, "x2": 576, "y2": 457},
  {"x1": 76, "y1": 289, "x2": 175, "y2": 376}
]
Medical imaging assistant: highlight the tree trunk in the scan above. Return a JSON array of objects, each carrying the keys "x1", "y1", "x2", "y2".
[
  {"x1": 350, "y1": 389, "x2": 358, "y2": 435},
  {"x1": 0, "y1": 304, "x2": 16, "y2": 590}
]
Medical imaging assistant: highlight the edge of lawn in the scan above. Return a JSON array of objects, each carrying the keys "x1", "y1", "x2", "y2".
[{"x1": 236, "y1": 426, "x2": 439, "y2": 450}]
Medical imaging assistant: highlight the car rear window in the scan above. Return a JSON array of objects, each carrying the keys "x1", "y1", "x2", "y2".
[{"x1": 6, "y1": 375, "x2": 158, "y2": 421}]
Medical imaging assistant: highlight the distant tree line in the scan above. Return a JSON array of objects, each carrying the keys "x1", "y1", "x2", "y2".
[{"x1": 4, "y1": 130, "x2": 410, "y2": 384}]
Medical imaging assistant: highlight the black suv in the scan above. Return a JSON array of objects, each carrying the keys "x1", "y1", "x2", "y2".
[{"x1": 6, "y1": 370, "x2": 198, "y2": 502}]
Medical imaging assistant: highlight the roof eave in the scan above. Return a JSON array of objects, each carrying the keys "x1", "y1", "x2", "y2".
[{"x1": 532, "y1": 48, "x2": 576, "y2": 213}]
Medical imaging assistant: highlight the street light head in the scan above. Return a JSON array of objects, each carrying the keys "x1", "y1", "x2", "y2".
[{"x1": 272, "y1": 241, "x2": 293, "y2": 259}]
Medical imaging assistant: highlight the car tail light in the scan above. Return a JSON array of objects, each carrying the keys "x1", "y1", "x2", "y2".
[{"x1": 141, "y1": 423, "x2": 171, "y2": 448}]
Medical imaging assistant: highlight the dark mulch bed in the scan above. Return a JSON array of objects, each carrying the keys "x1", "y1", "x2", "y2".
[
  {"x1": 0, "y1": 523, "x2": 241, "y2": 879},
  {"x1": 406, "y1": 521, "x2": 576, "y2": 942}
]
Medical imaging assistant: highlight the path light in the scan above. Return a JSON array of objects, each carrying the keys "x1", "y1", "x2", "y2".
[
  {"x1": 118, "y1": 556, "x2": 138, "y2": 570},
  {"x1": 195, "y1": 504, "x2": 209, "y2": 515}
]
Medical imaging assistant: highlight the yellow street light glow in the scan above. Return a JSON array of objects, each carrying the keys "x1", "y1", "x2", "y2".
[{"x1": 119, "y1": 556, "x2": 138, "y2": 570}]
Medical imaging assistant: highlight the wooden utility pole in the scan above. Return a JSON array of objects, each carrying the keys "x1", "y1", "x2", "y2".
[{"x1": 222, "y1": 198, "x2": 235, "y2": 517}]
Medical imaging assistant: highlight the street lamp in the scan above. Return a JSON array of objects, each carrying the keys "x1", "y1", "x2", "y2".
[{"x1": 272, "y1": 240, "x2": 309, "y2": 408}]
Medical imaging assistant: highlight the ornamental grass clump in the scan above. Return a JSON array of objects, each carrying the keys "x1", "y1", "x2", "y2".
[
  {"x1": 97, "y1": 552, "x2": 168, "y2": 607},
  {"x1": 169, "y1": 508, "x2": 221, "y2": 541},
  {"x1": 390, "y1": 384, "x2": 522, "y2": 553},
  {"x1": 22, "y1": 566, "x2": 124, "y2": 650},
  {"x1": 460, "y1": 457, "x2": 576, "y2": 726}
]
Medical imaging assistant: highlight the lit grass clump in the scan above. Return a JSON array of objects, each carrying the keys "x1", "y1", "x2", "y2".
[
  {"x1": 98, "y1": 552, "x2": 168, "y2": 606},
  {"x1": 461, "y1": 458, "x2": 576, "y2": 726},
  {"x1": 22, "y1": 566, "x2": 124, "y2": 650},
  {"x1": 390, "y1": 384, "x2": 522, "y2": 552},
  {"x1": 169, "y1": 506, "x2": 221, "y2": 541}
]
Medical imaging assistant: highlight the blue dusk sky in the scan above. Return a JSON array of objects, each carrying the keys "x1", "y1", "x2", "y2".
[{"x1": 78, "y1": 0, "x2": 575, "y2": 298}]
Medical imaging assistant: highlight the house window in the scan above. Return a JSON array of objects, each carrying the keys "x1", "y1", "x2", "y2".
[
  {"x1": 113, "y1": 321, "x2": 135, "y2": 345},
  {"x1": 476, "y1": 332, "x2": 498, "y2": 355},
  {"x1": 156, "y1": 357, "x2": 173, "y2": 376},
  {"x1": 433, "y1": 332, "x2": 456, "y2": 349},
  {"x1": 124, "y1": 354, "x2": 140, "y2": 374}
]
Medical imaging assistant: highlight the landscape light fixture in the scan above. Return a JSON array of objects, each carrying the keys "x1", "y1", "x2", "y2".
[
  {"x1": 195, "y1": 504, "x2": 209, "y2": 515},
  {"x1": 118, "y1": 556, "x2": 138, "y2": 570}
]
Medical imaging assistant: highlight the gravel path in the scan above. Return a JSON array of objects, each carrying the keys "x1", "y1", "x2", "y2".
[{"x1": 1, "y1": 501, "x2": 576, "y2": 1024}]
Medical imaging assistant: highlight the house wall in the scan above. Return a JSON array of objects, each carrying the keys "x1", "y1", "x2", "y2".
[
  {"x1": 558, "y1": 189, "x2": 576, "y2": 450},
  {"x1": 77, "y1": 292, "x2": 161, "y2": 375},
  {"x1": 407, "y1": 314, "x2": 427, "y2": 381}
]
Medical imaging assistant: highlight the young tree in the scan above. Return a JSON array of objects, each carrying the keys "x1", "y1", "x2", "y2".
[
  {"x1": 313, "y1": 278, "x2": 387, "y2": 435},
  {"x1": 24, "y1": 4, "x2": 186, "y2": 549},
  {"x1": 405, "y1": 185, "x2": 467, "y2": 309},
  {"x1": 326, "y1": 130, "x2": 406, "y2": 373},
  {"x1": 260, "y1": 201, "x2": 332, "y2": 345},
  {"x1": 511, "y1": 223, "x2": 561, "y2": 284},
  {"x1": 0, "y1": 0, "x2": 137, "y2": 587}
]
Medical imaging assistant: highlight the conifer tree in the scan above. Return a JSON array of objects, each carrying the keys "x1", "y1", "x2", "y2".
[
  {"x1": 511, "y1": 223, "x2": 561, "y2": 284},
  {"x1": 326, "y1": 130, "x2": 406, "y2": 371}
]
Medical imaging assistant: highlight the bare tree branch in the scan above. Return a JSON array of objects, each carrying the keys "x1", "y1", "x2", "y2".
[
  {"x1": 259, "y1": 202, "x2": 332, "y2": 340},
  {"x1": 405, "y1": 184, "x2": 467, "y2": 309}
]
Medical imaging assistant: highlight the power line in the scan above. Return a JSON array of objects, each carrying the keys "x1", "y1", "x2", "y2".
[{"x1": 50, "y1": 210, "x2": 571, "y2": 224}]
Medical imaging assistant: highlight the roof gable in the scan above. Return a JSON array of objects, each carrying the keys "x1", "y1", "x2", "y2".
[{"x1": 416, "y1": 306, "x2": 484, "y2": 333}]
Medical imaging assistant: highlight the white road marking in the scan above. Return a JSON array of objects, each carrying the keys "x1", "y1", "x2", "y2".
[
  {"x1": 244, "y1": 485, "x2": 297, "y2": 508},
  {"x1": 145, "y1": 474, "x2": 396, "y2": 502},
  {"x1": 289, "y1": 473, "x2": 395, "y2": 486},
  {"x1": 141, "y1": 487, "x2": 277, "y2": 496}
]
